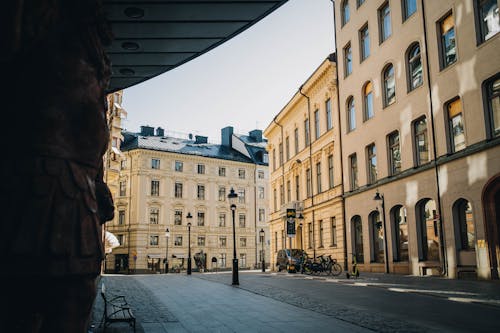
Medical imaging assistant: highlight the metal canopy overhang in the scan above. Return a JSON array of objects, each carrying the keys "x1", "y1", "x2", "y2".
[{"x1": 103, "y1": 0, "x2": 288, "y2": 93}]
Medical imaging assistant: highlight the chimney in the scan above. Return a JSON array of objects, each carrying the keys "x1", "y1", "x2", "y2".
[
  {"x1": 221, "y1": 126, "x2": 233, "y2": 147},
  {"x1": 140, "y1": 125, "x2": 154, "y2": 136},
  {"x1": 156, "y1": 127, "x2": 165, "y2": 137},
  {"x1": 249, "y1": 129, "x2": 263, "y2": 142},
  {"x1": 194, "y1": 135, "x2": 208, "y2": 144}
]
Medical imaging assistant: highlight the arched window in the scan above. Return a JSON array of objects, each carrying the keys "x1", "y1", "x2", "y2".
[
  {"x1": 342, "y1": 0, "x2": 350, "y2": 26},
  {"x1": 347, "y1": 96, "x2": 356, "y2": 131},
  {"x1": 453, "y1": 199, "x2": 475, "y2": 251},
  {"x1": 369, "y1": 211, "x2": 384, "y2": 263},
  {"x1": 415, "y1": 199, "x2": 439, "y2": 261},
  {"x1": 383, "y1": 63, "x2": 396, "y2": 107},
  {"x1": 363, "y1": 81, "x2": 374, "y2": 120},
  {"x1": 391, "y1": 205, "x2": 408, "y2": 262},
  {"x1": 407, "y1": 43, "x2": 423, "y2": 91},
  {"x1": 352, "y1": 216, "x2": 364, "y2": 263}
]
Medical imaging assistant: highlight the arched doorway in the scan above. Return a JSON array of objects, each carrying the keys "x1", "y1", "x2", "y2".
[
  {"x1": 482, "y1": 174, "x2": 500, "y2": 279},
  {"x1": 415, "y1": 199, "x2": 439, "y2": 262},
  {"x1": 351, "y1": 216, "x2": 364, "y2": 263}
]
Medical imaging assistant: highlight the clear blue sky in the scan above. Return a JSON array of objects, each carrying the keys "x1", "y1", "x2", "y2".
[{"x1": 121, "y1": 0, "x2": 335, "y2": 143}]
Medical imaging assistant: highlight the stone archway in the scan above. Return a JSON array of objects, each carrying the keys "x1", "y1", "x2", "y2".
[{"x1": 482, "y1": 174, "x2": 500, "y2": 279}]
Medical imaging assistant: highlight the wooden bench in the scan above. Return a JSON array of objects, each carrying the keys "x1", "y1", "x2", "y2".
[{"x1": 100, "y1": 283, "x2": 136, "y2": 332}]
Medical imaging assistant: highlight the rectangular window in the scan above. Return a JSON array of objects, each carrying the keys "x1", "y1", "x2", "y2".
[
  {"x1": 219, "y1": 167, "x2": 226, "y2": 177},
  {"x1": 238, "y1": 169, "x2": 246, "y2": 179},
  {"x1": 286, "y1": 180, "x2": 291, "y2": 202},
  {"x1": 326, "y1": 99, "x2": 333, "y2": 130},
  {"x1": 220, "y1": 253, "x2": 227, "y2": 267},
  {"x1": 119, "y1": 181, "x2": 126, "y2": 196},
  {"x1": 367, "y1": 144, "x2": 377, "y2": 184},
  {"x1": 414, "y1": 118, "x2": 429, "y2": 166},
  {"x1": 198, "y1": 236, "x2": 205, "y2": 247},
  {"x1": 304, "y1": 118, "x2": 310, "y2": 146},
  {"x1": 331, "y1": 217, "x2": 337, "y2": 246},
  {"x1": 402, "y1": 0, "x2": 417, "y2": 21},
  {"x1": 258, "y1": 186, "x2": 265, "y2": 199},
  {"x1": 285, "y1": 137, "x2": 290, "y2": 161},
  {"x1": 197, "y1": 184, "x2": 205, "y2": 200},
  {"x1": 174, "y1": 236, "x2": 183, "y2": 246},
  {"x1": 308, "y1": 223, "x2": 313, "y2": 249},
  {"x1": 120, "y1": 159, "x2": 126, "y2": 170},
  {"x1": 118, "y1": 210, "x2": 125, "y2": 225},
  {"x1": 117, "y1": 234, "x2": 124, "y2": 246},
  {"x1": 379, "y1": 2, "x2": 392, "y2": 43},
  {"x1": 439, "y1": 13, "x2": 457, "y2": 69},
  {"x1": 316, "y1": 162, "x2": 322, "y2": 194},
  {"x1": 314, "y1": 109, "x2": 320, "y2": 139},
  {"x1": 215, "y1": 187, "x2": 224, "y2": 202},
  {"x1": 272, "y1": 149, "x2": 276, "y2": 171},
  {"x1": 151, "y1": 158, "x2": 160, "y2": 169},
  {"x1": 279, "y1": 184, "x2": 284, "y2": 205},
  {"x1": 219, "y1": 213, "x2": 226, "y2": 227},
  {"x1": 475, "y1": 0, "x2": 499, "y2": 43},
  {"x1": 174, "y1": 182, "x2": 183, "y2": 198},
  {"x1": 259, "y1": 208, "x2": 265, "y2": 222},
  {"x1": 294, "y1": 128, "x2": 299, "y2": 154},
  {"x1": 150, "y1": 207, "x2": 159, "y2": 224},
  {"x1": 360, "y1": 24, "x2": 370, "y2": 61},
  {"x1": 344, "y1": 43, "x2": 352, "y2": 77},
  {"x1": 240, "y1": 253, "x2": 246, "y2": 268},
  {"x1": 388, "y1": 131, "x2": 401, "y2": 175},
  {"x1": 239, "y1": 214, "x2": 246, "y2": 228},
  {"x1": 357, "y1": 0, "x2": 365, "y2": 7},
  {"x1": 175, "y1": 161, "x2": 183, "y2": 172},
  {"x1": 219, "y1": 237, "x2": 227, "y2": 247},
  {"x1": 149, "y1": 235, "x2": 159, "y2": 246},
  {"x1": 151, "y1": 180, "x2": 160, "y2": 196},
  {"x1": 174, "y1": 210, "x2": 182, "y2": 225},
  {"x1": 258, "y1": 170, "x2": 265, "y2": 179},
  {"x1": 240, "y1": 237, "x2": 247, "y2": 247},
  {"x1": 328, "y1": 155, "x2": 334, "y2": 189},
  {"x1": 279, "y1": 142, "x2": 283, "y2": 166},
  {"x1": 306, "y1": 168, "x2": 312, "y2": 198},
  {"x1": 319, "y1": 220, "x2": 324, "y2": 247},
  {"x1": 273, "y1": 188, "x2": 277, "y2": 212},
  {"x1": 350, "y1": 154, "x2": 358, "y2": 190},
  {"x1": 197, "y1": 212, "x2": 205, "y2": 226},
  {"x1": 485, "y1": 75, "x2": 500, "y2": 137},
  {"x1": 447, "y1": 98, "x2": 466, "y2": 152},
  {"x1": 295, "y1": 175, "x2": 300, "y2": 201},
  {"x1": 238, "y1": 189, "x2": 245, "y2": 204},
  {"x1": 197, "y1": 164, "x2": 205, "y2": 174}
]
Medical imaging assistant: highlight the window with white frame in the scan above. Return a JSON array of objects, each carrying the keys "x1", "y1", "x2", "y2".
[
  {"x1": 151, "y1": 158, "x2": 160, "y2": 169},
  {"x1": 219, "y1": 167, "x2": 226, "y2": 176},
  {"x1": 174, "y1": 182, "x2": 183, "y2": 198},
  {"x1": 238, "y1": 169, "x2": 246, "y2": 179},
  {"x1": 219, "y1": 213, "x2": 226, "y2": 227},
  {"x1": 197, "y1": 184, "x2": 205, "y2": 200},
  {"x1": 239, "y1": 213, "x2": 246, "y2": 228},
  {"x1": 149, "y1": 235, "x2": 159, "y2": 246},
  {"x1": 150, "y1": 207, "x2": 159, "y2": 224},
  {"x1": 197, "y1": 164, "x2": 205, "y2": 174},
  {"x1": 174, "y1": 236, "x2": 182, "y2": 246},
  {"x1": 218, "y1": 187, "x2": 226, "y2": 201},
  {"x1": 175, "y1": 160, "x2": 183, "y2": 172},
  {"x1": 197, "y1": 212, "x2": 205, "y2": 226},
  {"x1": 151, "y1": 180, "x2": 160, "y2": 196},
  {"x1": 174, "y1": 210, "x2": 182, "y2": 225}
]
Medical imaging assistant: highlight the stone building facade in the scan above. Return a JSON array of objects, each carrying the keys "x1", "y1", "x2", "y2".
[
  {"x1": 264, "y1": 55, "x2": 345, "y2": 270},
  {"x1": 335, "y1": 0, "x2": 500, "y2": 279}
]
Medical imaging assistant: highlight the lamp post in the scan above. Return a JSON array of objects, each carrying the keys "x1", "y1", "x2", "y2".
[
  {"x1": 260, "y1": 228, "x2": 265, "y2": 272},
  {"x1": 374, "y1": 191, "x2": 389, "y2": 273},
  {"x1": 165, "y1": 228, "x2": 170, "y2": 274},
  {"x1": 228, "y1": 188, "x2": 239, "y2": 285},
  {"x1": 186, "y1": 212, "x2": 193, "y2": 275},
  {"x1": 298, "y1": 213, "x2": 304, "y2": 251}
]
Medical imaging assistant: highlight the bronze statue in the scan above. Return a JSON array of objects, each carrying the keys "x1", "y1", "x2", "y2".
[{"x1": 1, "y1": 1, "x2": 115, "y2": 332}]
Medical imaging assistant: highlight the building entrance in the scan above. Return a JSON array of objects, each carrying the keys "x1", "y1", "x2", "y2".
[{"x1": 483, "y1": 175, "x2": 500, "y2": 279}]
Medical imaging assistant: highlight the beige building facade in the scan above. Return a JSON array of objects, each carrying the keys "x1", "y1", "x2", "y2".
[
  {"x1": 105, "y1": 126, "x2": 270, "y2": 274},
  {"x1": 264, "y1": 55, "x2": 346, "y2": 270},
  {"x1": 335, "y1": 0, "x2": 500, "y2": 279}
]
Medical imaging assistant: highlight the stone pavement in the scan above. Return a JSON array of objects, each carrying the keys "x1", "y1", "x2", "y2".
[{"x1": 89, "y1": 270, "x2": 500, "y2": 333}]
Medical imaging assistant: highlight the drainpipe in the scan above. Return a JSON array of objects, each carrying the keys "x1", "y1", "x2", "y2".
[
  {"x1": 330, "y1": 0, "x2": 348, "y2": 271},
  {"x1": 299, "y1": 85, "x2": 316, "y2": 259},
  {"x1": 421, "y1": 0, "x2": 447, "y2": 276},
  {"x1": 127, "y1": 151, "x2": 132, "y2": 274},
  {"x1": 272, "y1": 117, "x2": 286, "y2": 251}
]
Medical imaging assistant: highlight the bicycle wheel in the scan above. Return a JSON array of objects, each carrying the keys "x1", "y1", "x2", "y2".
[{"x1": 331, "y1": 263, "x2": 342, "y2": 276}]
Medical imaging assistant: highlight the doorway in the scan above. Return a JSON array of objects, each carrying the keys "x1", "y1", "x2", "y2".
[{"x1": 482, "y1": 174, "x2": 500, "y2": 279}]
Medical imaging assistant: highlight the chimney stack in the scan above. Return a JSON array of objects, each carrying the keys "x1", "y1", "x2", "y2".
[
  {"x1": 221, "y1": 126, "x2": 234, "y2": 148},
  {"x1": 140, "y1": 125, "x2": 154, "y2": 136},
  {"x1": 156, "y1": 127, "x2": 165, "y2": 136},
  {"x1": 249, "y1": 129, "x2": 263, "y2": 142},
  {"x1": 195, "y1": 135, "x2": 208, "y2": 144}
]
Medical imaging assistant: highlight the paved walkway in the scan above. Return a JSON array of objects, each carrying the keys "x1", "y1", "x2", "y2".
[{"x1": 89, "y1": 271, "x2": 500, "y2": 333}]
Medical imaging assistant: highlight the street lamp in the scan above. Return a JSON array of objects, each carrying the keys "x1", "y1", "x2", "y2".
[
  {"x1": 374, "y1": 191, "x2": 389, "y2": 273},
  {"x1": 260, "y1": 228, "x2": 265, "y2": 272},
  {"x1": 186, "y1": 212, "x2": 193, "y2": 275},
  {"x1": 228, "y1": 188, "x2": 239, "y2": 285},
  {"x1": 298, "y1": 213, "x2": 304, "y2": 251},
  {"x1": 164, "y1": 228, "x2": 170, "y2": 274}
]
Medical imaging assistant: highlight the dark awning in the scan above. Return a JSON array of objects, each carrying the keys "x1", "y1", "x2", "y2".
[{"x1": 103, "y1": 0, "x2": 288, "y2": 92}]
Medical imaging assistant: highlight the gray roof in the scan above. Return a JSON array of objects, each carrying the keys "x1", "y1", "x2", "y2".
[{"x1": 121, "y1": 131, "x2": 257, "y2": 164}]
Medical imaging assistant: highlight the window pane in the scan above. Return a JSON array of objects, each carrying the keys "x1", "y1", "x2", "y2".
[
  {"x1": 441, "y1": 14, "x2": 456, "y2": 67},
  {"x1": 380, "y1": 3, "x2": 392, "y2": 42},
  {"x1": 326, "y1": 99, "x2": 333, "y2": 130},
  {"x1": 364, "y1": 81, "x2": 374, "y2": 120},
  {"x1": 348, "y1": 98, "x2": 356, "y2": 131},
  {"x1": 409, "y1": 44, "x2": 423, "y2": 90},
  {"x1": 479, "y1": 0, "x2": 500, "y2": 42},
  {"x1": 415, "y1": 118, "x2": 429, "y2": 165},
  {"x1": 367, "y1": 144, "x2": 377, "y2": 183},
  {"x1": 344, "y1": 44, "x2": 352, "y2": 76},
  {"x1": 403, "y1": 0, "x2": 417, "y2": 20},
  {"x1": 360, "y1": 26, "x2": 370, "y2": 60},
  {"x1": 448, "y1": 99, "x2": 466, "y2": 152},
  {"x1": 389, "y1": 132, "x2": 401, "y2": 174},
  {"x1": 342, "y1": 0, "x2": 350, "y2": 25},
  {"x1": 490, "y1": 78, "x2": 500, "y2": 136},
  {"x1": 384, "y1": 65, "x2": 396, "y2": 106}
]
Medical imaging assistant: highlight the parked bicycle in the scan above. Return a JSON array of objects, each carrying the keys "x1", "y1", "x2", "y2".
[{"x1": 299, "y1": 254, "x2": 342, "y2": 276}]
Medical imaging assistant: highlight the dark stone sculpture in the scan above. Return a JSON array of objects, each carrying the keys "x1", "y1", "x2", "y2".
[{"x1": 0, "y1": 1, "x2": 114, "y2": 332}]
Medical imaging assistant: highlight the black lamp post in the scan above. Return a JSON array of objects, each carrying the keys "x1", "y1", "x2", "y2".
[
  {"x1": 374, "y1": 191, "x2": 389, "y2": 273},
  {"x1": 186, "y1": 212, "x2": 193, "y2": 275},
  {"x1": 297, "y1": 213, "x2": 304, "y2": 251},
  {"x1": 260, "y1": 228, "x2": 265, "y2": 272},
  {"x1": 228, "y1": 188, "x2": 239, "y2": 285},
  {"x1": 165, "y1": 228, "x2": 170, "y2": 274}
]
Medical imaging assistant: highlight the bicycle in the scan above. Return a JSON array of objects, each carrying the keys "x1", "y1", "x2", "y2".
[
  {"x1": 325, "y1": 255, "x2": 343, "y2": 276},
  {"x1": 346, "y1": 253, "x2": 360, "y2": 279}
]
